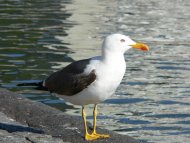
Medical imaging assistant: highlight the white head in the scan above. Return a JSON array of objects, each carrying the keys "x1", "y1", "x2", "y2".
[{"x1": 102, "y1": 34, "x2": 149, "y2": 55}]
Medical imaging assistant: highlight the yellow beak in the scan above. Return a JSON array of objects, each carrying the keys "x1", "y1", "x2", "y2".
[{"x1": 131, "y1": 43, "x2": 149, "y2": 51}]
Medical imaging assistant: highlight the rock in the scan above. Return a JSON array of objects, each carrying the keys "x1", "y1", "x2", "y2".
[
  {"x1": 0, "y1": 112, "x2": 67, "y2": 143},
  {"x1": 0, "y1": 130, "x2": 30, "y2": 143},
  {"x1": 0, "y1": 89, "x2": 142, "y2": 143},
  {"x1": 20, "y1": 133, "x2": 65, "y2": 143},
  {"x1": 0, "y1": 129, "x2": 66, "y2": 143}
]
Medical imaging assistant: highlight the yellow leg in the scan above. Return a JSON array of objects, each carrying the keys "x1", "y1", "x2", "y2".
[
  {"x1": 82, "y1": 106, "x2": 100, "y2": 141},
  {"x1": 91, "y1": 104, "x2": 110, "y2": 138}
]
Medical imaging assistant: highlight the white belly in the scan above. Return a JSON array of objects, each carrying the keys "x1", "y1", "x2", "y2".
[{"x1": 61, "y1": 79, "x2": 122, "y2": 105}]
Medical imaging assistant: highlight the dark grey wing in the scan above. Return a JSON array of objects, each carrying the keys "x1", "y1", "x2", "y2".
[{"x1": 44, "y1": 59, "x2": 96, "y2": 96}]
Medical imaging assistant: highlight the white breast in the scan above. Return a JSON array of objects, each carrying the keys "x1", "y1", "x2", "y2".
[{"x1": 94, "y1": 56, "x2": 126, "y2": 99}]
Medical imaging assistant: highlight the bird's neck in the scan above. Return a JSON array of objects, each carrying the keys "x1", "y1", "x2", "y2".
[{"x1": 102, "y1": 50, "x2": 125, "y2": 65}]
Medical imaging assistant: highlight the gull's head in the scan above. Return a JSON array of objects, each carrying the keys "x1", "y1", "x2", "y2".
[{"x1": 102, "y1": 34, "x2": 149, "y2": 54}]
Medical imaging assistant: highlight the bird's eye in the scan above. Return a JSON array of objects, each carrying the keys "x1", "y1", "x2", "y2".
[{"x1": 120, "y1": 39, "x2": 125, "y2": 43}]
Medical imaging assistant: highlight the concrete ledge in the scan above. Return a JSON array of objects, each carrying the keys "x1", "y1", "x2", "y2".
[{"x1": 0, "y1": 89, "x2": 141, "y2": 143}]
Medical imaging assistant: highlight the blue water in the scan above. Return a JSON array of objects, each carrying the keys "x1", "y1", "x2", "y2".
[{"x1": 0, "y1": 0, "x2": 190, "y2": 143}]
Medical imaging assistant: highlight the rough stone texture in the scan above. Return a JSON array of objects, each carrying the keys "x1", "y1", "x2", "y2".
[
  {"x1": 0, "y1": 89, "x2": 142, "y2": 143},
  {"x1": 0, "y1": 129, "x2": 65, "y2": 143},
  {"x1": 0, "y1": 112, "x2": 66, "y2": 143}
]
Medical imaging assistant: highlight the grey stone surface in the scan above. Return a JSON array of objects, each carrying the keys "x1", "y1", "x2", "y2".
[
  {"x1": 0, "y1": 112, "x2": 66, "y2": 143},
  {"x1": 0, "y1": 130, "x2": 30, "y2": 143},
  {"x1": 0, "y1": 89, "x2": 141, "y2": 143},
  {"x1": 0, "y1": 129, "x2": 65, "y2": 143}
]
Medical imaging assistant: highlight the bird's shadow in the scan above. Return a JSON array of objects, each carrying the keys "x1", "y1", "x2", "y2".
[{"x1": 0, "y1": 122, "x2": 44, "y2": 134}]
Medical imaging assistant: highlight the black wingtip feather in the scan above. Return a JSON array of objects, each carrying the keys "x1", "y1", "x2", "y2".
[
  {"x1": 17, "y1": 81, "x2": 49, "y2": 91},
  {"x1": 17, "y1": 81, "x2": 43, "y2": 87}
]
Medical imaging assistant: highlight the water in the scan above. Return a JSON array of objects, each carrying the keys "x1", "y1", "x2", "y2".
[{"x1": 0, "y1": 0, "x2": 190, "y2": 143}]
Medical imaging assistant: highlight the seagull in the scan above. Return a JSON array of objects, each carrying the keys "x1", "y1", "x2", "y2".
[{"x1": 18, "y1": 34, "x2": 149, "y2": 141}]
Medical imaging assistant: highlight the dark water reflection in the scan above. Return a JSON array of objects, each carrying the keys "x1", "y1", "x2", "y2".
[{"x1": 0, "y1": 0, "x2": 74, "y2": 87}]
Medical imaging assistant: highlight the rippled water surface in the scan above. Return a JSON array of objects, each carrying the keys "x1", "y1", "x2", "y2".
[{"x1": 0, "y1": 0, "x2": 190, "y2": 143}]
